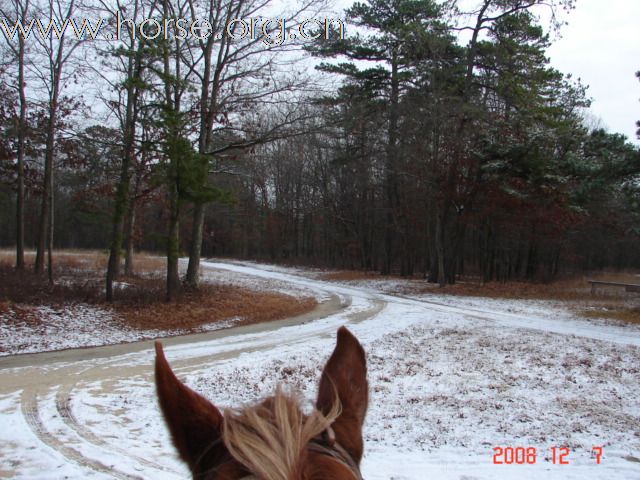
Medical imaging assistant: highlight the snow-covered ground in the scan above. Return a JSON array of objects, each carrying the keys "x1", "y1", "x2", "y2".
[
  {"x1": 0, "y1": 260, "x2": 639, "y2": 479},
  {"x1": 0, "y1": 303, "x2": 242, "y2": 356}
]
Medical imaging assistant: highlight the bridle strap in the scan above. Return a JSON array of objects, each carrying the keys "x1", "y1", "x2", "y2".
[
  {"x1": 237, "y1": 426, "x2": 363, "y2": 480},
  {"x1": 307, "y1": 427, "x2": 363, "y2": 480}
]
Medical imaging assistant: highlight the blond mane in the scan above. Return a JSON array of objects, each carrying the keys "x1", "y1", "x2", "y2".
[{"x1": 222, "y1": 387, "x2": 341, "y2": 480}]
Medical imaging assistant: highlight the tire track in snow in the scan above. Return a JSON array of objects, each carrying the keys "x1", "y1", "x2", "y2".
[
  {"x1": 55, "y1": 388, "x2": 182, "y2": 476},
  {"x1": 21, "y1": 389, "x2": 143, "y2": 480}
]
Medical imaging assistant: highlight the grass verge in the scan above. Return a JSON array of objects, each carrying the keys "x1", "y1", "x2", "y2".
[{"x1": 0, "y1": 250, "x2": 316, "y2": 334}]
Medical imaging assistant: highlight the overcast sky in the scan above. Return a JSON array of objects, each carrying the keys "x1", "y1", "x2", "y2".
[{"x1": 543, "y1": 0, "x2": 639, "y2": 144}]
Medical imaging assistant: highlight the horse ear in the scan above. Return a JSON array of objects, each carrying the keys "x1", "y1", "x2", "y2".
[
  {"x1": 155, "y1": 342, "x2": 227, "y2": 476},
  {"x1": 316, "y1": 327, "x2": 368, "y2": 464}
]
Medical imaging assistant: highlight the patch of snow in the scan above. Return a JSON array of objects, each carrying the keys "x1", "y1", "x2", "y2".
[{"x1": 0, "y1": 304, "x2": 240, "y2": 357}]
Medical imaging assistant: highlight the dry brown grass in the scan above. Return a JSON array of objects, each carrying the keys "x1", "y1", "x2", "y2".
[
  {"x1": 0, "y1": 250, "x2": 316, "y2": 333},
  {"x1": 0, "y1": 249, "x2": 104, "y2": 269},
  {"x1": 318, "y1": 265, "x2": 640, "y2": 299},
  {"x1": 581, "y1": 306, "x2": 640, "y2": 324},
  {"x1": 319, "y1": 270, "x2": 389, "y2": 282},
  {"x1": 0, "y1": 249, "x2": 166, "y2": 273},
  {"x1": 117, "y1": 284, "x2": 315, "y2": 330},
  {"x1": 124, "y1": 253, "x2": 166, "y2": 275},
  {"x1": 402, "y1": 276, "x2": 640, "y2": 324},
  {"x1": 432, "y1": 277, "x2": 593, "y2": 300}
]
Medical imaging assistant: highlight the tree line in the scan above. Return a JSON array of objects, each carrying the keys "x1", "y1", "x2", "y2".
[{"x1": 1, "y1": 0, "x2": 639, "y2": 300}]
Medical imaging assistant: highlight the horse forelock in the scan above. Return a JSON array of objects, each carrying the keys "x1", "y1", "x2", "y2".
[{"x1": 221, "y1": 386, "x2": 342, "y2": 480}]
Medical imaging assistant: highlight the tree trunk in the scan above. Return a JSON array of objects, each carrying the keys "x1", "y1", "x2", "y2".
[
  {"x1": 185, "y1": 28, "x2": 217, "y2": 289},
  {"x1": 166, "y1": 184, "x2": 181, "y2": 301},
  {"x1": 47, "y1": 169, "x2": 54, "y2": 285},
  {"x1": 106, "y1": 39, "x2": 144, "y2": 301},
  {"x1": 124, "y1": 202, "x2": 136, "y2": 276},
  {"x1": 34, "y1": 164, "x2": 50, "y2": 274},
  {"x1": 426, "y1": 216, "x2": 438, "y2": 283},
  {"x1": 15, "y1": 31, "x2": 27, "y2": 271},
  {"x1": 382, "y1": 51, "x2": 399, "y2": 275},
  {"x1": 106, "y1": 157, "x2": 131, "y2": 300},
  {"x1": 35, "y1": 94, "x2": 58, "y2": 274},
  {"x1": 435, "y1": 213, "x2": 446, "y2": 287},
  {"x1": 185, "y1": 202, "x2": 205, "y2": 287},
  {"x1": 106, "y1": 129, "x2": 135, "y2": 299}
]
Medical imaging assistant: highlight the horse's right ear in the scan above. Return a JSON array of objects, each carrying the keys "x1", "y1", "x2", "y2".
[
  {"x1": 155, "y1": 342, "x2": 226, "y2": 476},
  {"x1": 316, "y1": 327, "x2": 368, "y2": 465}
]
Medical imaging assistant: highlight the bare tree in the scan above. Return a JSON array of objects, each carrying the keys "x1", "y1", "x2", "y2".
[
  {"x1": 158, "y1": 0, "x2": 192, "y2": 300},
  {"x1": 0, "y1": 0, "x2": 31, "y2": 270},
  {"x1": 182, "y1": 0, "x2": 328, "y2": 287},
  {"x1": 30, "y1": 0, "x2": 85, "y2": 283},
  {"x1": 636, "y1": 70, "x2": 640, "y2": 139},
  {"x1": 94, "y1": 0, "x2": 155, "y2": 300}
]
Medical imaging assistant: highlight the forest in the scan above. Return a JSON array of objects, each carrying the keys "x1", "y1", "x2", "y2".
[{"x1": 1, "y1": 0, "x2": 639, "y2": 300}]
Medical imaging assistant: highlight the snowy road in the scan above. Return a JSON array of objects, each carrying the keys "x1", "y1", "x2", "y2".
[{"x1": 1, "y1": 261, "x2": 639, "y2": 479}]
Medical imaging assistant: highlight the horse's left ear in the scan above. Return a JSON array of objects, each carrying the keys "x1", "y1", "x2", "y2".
[{"x1": 154, "y1": 342, "x2": 227, "y2": 476}]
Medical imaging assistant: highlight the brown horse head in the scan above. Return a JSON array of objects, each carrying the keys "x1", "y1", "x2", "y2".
[{"x1": 155, "y1": 327, "x2": 368, "y2": 479}]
